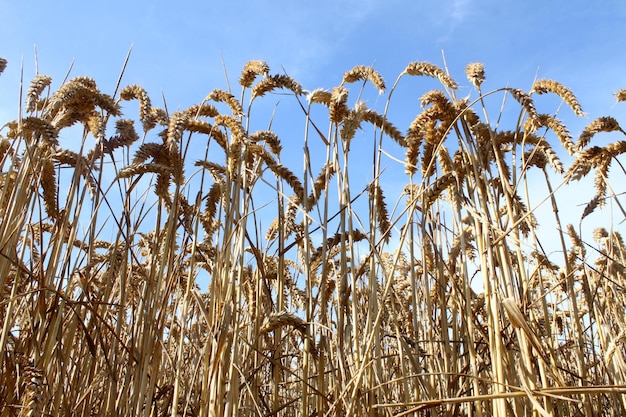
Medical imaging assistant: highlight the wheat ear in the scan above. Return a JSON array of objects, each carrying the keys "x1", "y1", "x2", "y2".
[
  {"x1": 120, "y1": 84, "x2": 157, "y2": 131},
  {"x1": 363, "y1": 109, "x2": 406, "y2": 147},
  {"x1": 40, "y1": 158, "x2": 58, "y2": 219},
  {"x1": 530, "y1": 79, "x2": 585, "y2": 117},
  {"x1": 204, "y1": 89, "x2": 244, "y2": 117},
  {"x1": 402, "y1": 61, "x2": 458, "y2": 90},
  {"x1": 8, "y1": 117, "x2": 59, "y2": 145},
  {"x1": 506, "y1": 88, "x2": 539, "y2": 122},
  {"x1": 370, "y1": 183, "x2": 392, "y2": 243},
  {"x1": 307, "y1": 88, "x2": 332, "y2": 106},
  {"x1": 525, "y1": 113, "x2": 575, "y2": 155},
  {"x1": 614, "y1": 89, "x2": 626, "y2": 102},
  {"x1": 26, "y1": 74, "x2": 52, "y2": 113},
  {"x1": 250, "y1": 130, "x2": 282, "y2": 156},
  {"x1": 576, "y1": 116, "x2": 625, "y2": 151},
  {"x1": 465, "y1": 62, "x2": 485, "y2": 89},
  {"x1": 329, "y1": 86, "x2": 349, "y2": 124},
  {"x1": 341, "y1": 65, "x2": 385, "y2": 94},
  {"x1": 251, "y1": 74, "x2": 303, "y2": 99},
  {"x1": 239, "y1": 60, "x2": 270, "y2": 88},
  {"x1": 108, "y1": 119, "x2": 140, "y2": 150}
]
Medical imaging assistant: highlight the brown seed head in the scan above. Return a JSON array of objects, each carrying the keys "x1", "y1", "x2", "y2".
[
  {"x1": 369, "y1": 183, "x2": 391, "y2": 243},
  {"x1": 465, "y1": 63, "x2": 485, "y2": 89},
  {"x1": 26, "y1": 74, "x2": 53, "y2": 113},
  {"x1": 329, "y1": 87, "x2": 349, "y2": 124},
  {"x1": 87, "y1": 112, "x2": 105, "y2": 139},
  {"x1": 576, "y1": 116, "x2": 624, "y2": 151},
  {"x1": 341, "y1": 65, "x2": 385, "y2": 94},
  {"x1": 506, "y1": 88, "x2": 538, "y2": 124},
  {"x1": 530, "y1": 79, "x2": 585, "y2": 117},
  {"x1": 204, "y1": 89, "x2": 244, "y2": 117},
  {"x1": 185, "y1": 103, "x2": 220, "y2": 119},
  {"x1": 307, "y1": 88, "x2": 332, "y2": 106},
  {"x1": 239, "y1": 60, "x2": 270, "y2": 88},
  {"x1": 362, "y1": 109, "x2": 406, "y2": 147},
  {"x1": 260, "y1": 311, "x2": 306, "y2": 335},
  {"x1": 526, "y1": 113, "x2": 575, "y2": 155},
  {"x1": 251, "y1": 74, "x2": 303, "y2": 99},
  {"x1": 120, "y1": 85, "x2": 155, "y2": 131},
  {"x1": 614, "y1": 89, "x2": 626, "y2": 102},
  {"x1": 593, "y1": 227, "x2": 609, "y2": 243},
  {"x1": 307, "y1": 163, "x2": 335, "y2": 209},
  {"x1": 523, "y1": 149, "x2": 548, "y2": 170},
  {"x1": 420, "y1": 90, "x2": 451, "y2": 109},
  {"x1": 250, "y1": 130, "x2": 282, "y2": 156},
  {"x1": 41, "y1": 158, "x2": 58, "y2": 218},
  {"x1": 10, "y1": 117, "x2": 59, "y2": 145},
  {"x1": 340, "y1": 101, "x2": 367, "y2": 144},
  {"x1": 109, "y1": 119, "x2": 140, "y2": 151},
  {"x1": 403, "y1": 61, "x2": 458, "y2": 90}
]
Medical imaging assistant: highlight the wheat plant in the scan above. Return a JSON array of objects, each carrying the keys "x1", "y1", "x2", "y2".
[{"x1": 1, "y1": 55, "x2": 626, "y2": 416}]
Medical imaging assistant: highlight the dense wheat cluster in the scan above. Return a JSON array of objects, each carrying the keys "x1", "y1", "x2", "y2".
[{"x1": 1, "y1": 56, "x2": 626, "y2": 416}]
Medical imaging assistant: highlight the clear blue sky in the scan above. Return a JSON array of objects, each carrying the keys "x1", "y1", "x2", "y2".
[
  {"x1": 2, "y1": 1, "x2": 625, "y2": 115},
  {"x1": 2, "y1": 0, "x2": 626, "y2": 241}
]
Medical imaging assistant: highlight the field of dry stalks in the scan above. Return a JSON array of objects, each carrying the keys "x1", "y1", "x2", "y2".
[{"x1": 1, "y1": 56, "x2": 626, "y2": 416}]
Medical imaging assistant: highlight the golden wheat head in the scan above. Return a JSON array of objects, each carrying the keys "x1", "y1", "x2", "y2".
[
  {"x1": 525, "y1": 113, "x2": 575, "y2": 155},
  {"x1": 26, "y1": 74, "x2": 53, "y2": 113},
  {"x1": 465, "y1": 62, "x2": 485, "y2": 89},
  {"x1": 204, "y1": 89, "x2": 244, "y2": 117},
  {"x1": 531, "y1": 78, "x2": 585, "y2": 117},
  {"x1": 239, "y1": 60, "x2": 270, "y2": 88},
  {"x1": 576, "y1": 116, "x2": 625, "y2": 151},
  {"x1": 251, "y1": 74, "x2": 303, "y2": 99},
  {"x1": 402, "y1": 61, "x2": 458, "y2": 90},
  {"x1": 120, "y1": 84, "x2": 158, "y2": 131},
  {"x1": 306, "y1": 88, "x2": 332, "y2": 106},
  {"x1": 341, "y1": 65, "x2": 385, "y2": 94},
  {"x1": 329, "y1": 86, "x2": 349, "y2": 124},
  {"x1": 614, "y1": 89, "x2": 626, "y2": 102}
]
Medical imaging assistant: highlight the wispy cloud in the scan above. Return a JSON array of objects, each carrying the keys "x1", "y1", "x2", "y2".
[
  {"x1": 434, "y1": 0, "x2": 474, "y2": 42},
  {"x1": 450, "y1": 0, "x2": 471, "y2": 23}
]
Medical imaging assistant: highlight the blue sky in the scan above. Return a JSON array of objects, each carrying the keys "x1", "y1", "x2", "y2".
[
  {"x1": 2, "y1": 0, "x2": 626, "y2": 245},
  {"x1": 2, "y1": 0, "x2": 625, "y2": 115}
]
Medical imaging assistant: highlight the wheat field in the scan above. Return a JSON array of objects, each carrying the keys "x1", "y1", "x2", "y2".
[{"x1": 1, "y1": 56, "x2": 626, "y2": 416}]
